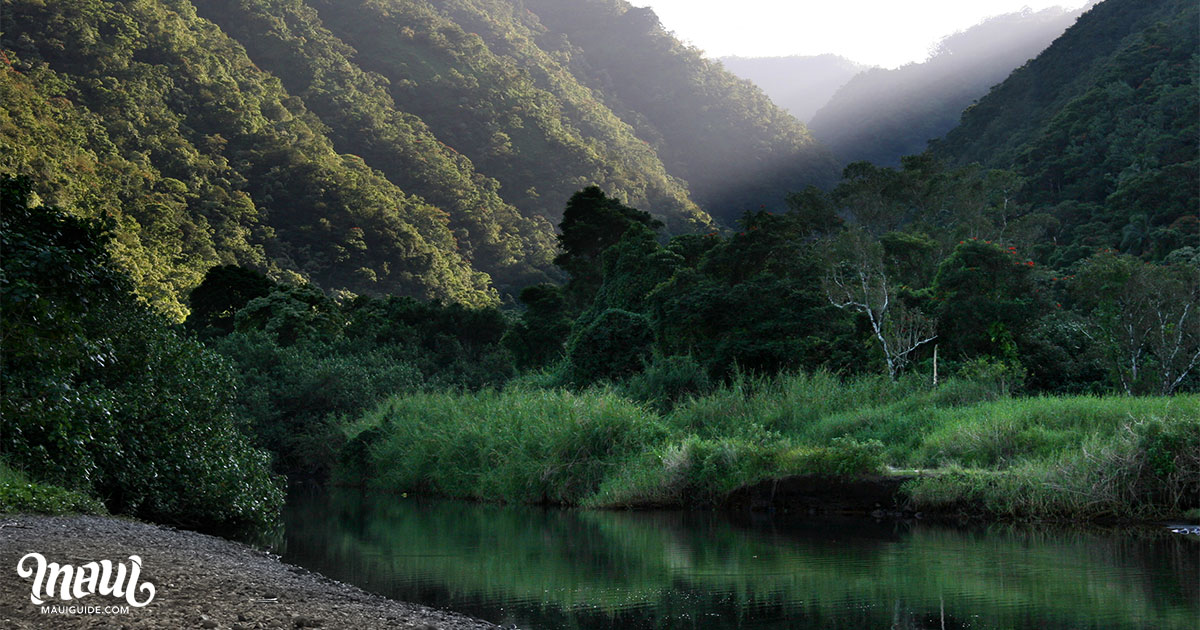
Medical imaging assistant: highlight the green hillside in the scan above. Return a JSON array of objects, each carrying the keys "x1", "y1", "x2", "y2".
[
  {"x1": 522, "y1": 0, "x2": 838, "y2": 224},
  {"x1": 1, "y1": 0, "x2": 834, "y2": 314},
  {"x1": 932, "y1": 0, "x2": 1197, "y2": 262},
  {"x1": 2, "y1": 0, "x2": 496, "y2": 315}
]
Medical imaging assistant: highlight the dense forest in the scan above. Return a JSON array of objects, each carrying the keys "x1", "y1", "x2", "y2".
[
  {"x1": 0, "y1": 0, "x2": 835, "y2": 317},
  {"x1": 1, "y1": 0, "x2": 1197, "y2": 532},
  {"x1": 932, "y1": 0, "x2": 1198, "y2": 264},
  {"x1": 807, "y1": 6, "x2": 1085, "y2": 167}
]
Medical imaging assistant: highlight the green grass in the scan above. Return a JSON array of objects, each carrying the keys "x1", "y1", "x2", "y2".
[
  {"x1": 337, "y1": 386, "x2": 670, "y2": 504},
  {"x1": 0, "y1": 462, "x2": 106, "y2": 515},
  {"x1": 337, "y1": 372, "x2": 1200, "y2": 520}
]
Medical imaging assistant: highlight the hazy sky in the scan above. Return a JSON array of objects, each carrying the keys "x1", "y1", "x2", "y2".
[{"x1": 632, "y1": 1, "x2": 1091, "y2": 68}]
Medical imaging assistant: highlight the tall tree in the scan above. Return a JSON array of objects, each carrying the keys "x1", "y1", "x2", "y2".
[
  {"x1": 554, "y1": 186, "x2": 662, "y2": 308},
  {"x1": 1074, "y1": 253, "x2": 1200, "y2": 395},
  {"x1": 822, "y1": 228, "x2": 937, "y2": 379}
]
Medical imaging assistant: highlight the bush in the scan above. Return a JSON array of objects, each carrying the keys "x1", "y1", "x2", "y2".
[
  {"x1": 343, "y1": 387, "x2": 669, "y2": 504},
  {"x1": 212, "y1": 331, "x2": 423, "y2": 478},
  {"x1": 905, "y1": 411, "x2": 1200, "y2": 519},
  {"x1": 619, "y1": 354, "x2": 713, "y2": 412},
  {"x1": 0, "y1": 463, "x2": 106, "y2": 515},
  {"x1": 586, "y1": 436, "x2": 783, "y2": 508},
  {"x1": 779, "y1": 437, "x2": 886, "y2": 477},
  {"x1": 0, "y1": 176, "x2": 283, "y2": 532},
  {"x1": 914, "y1": 396, "x2": 1198, "y2": 468},
  {"x1": 566, "y1": 309, "x2": 654, "y2": 385}
]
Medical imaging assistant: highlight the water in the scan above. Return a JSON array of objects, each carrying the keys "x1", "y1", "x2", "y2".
[{"x1": 280, "y1": 488, "x2": 1199, "y2": 629}]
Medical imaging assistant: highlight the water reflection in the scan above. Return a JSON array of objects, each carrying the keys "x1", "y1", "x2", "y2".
[{"x1": 281, "y1": 489, "x2": 1198, "y2": 629}]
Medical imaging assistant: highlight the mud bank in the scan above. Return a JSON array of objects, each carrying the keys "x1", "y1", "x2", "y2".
[{"x1": 723, "y1": 474, "x2": 916, "y2": 517}]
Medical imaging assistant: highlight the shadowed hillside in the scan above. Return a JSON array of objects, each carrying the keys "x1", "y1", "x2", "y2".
[
  {"x1": 719, "y1": 54, "x2": 867, "y2": 122},
  {"x1": 808, "y1": 6, "x2": 1084, "y2": 167}
]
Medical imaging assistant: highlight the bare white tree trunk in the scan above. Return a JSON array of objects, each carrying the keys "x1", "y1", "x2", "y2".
[{"x1": 823, "y1": 230, "x2": 936, "y2": 380}]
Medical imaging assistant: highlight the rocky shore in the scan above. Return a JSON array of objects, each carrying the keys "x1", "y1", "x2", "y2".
[{"x1": 0, "y1": 515, "x2": 501, "y2": 630}]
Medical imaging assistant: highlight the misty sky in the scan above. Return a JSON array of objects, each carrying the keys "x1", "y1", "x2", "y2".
[{"x1": 634, "y1": 0, "x2": 1092, "y2": 68}]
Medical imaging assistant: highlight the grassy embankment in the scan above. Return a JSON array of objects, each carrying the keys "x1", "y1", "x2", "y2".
[{"x1": 336, "y1": 372, "x2": 1200, "y2": 521}]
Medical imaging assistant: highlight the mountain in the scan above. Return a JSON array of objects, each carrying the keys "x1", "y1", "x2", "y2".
[
  {"x1": 0, "y1": 0, "x2": 835, "y2": 317},
  {"x1": 516, "y1": 0, "x2": 838, "y2": 224},
  {"x1": 719, "y1": 55, "x2": 867, "y2": 122},
  {"x1": 932, "y1": 0, "x2": 1198, "y2": 263},
  {"x1": 808, "y1": 6, "x2": 1084, "y2": 167}
]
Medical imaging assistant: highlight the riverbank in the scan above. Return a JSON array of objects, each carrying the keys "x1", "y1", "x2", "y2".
[
  {"x1": 0, "y1": 515, "x2": 500, "y2": 630},
  {"x1": 338, "y1": 378, "x2": 1200, "y2": 521}
]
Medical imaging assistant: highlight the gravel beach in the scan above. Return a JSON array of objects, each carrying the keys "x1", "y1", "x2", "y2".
[{"x1": 0, "y1": 515, "x2": 502, "y2": 630}]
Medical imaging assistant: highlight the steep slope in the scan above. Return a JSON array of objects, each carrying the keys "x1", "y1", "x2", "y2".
[
  {"x1": 190, "y1": 0, "x2": 560, "y2": 291},
  {"x1": 1, "y1": 0, "x2": 496, "y2": 313},
  {"x1": 933, "y1": 0, "x2": 1197, "y2": 262},
  {"x1": 296, "y1": 0, "x2": 713, "y2": 233},
  {"x1": 719, "y1": 55, "x2": 867, "y2": 123},
  {"x1": 519, "y1": 0, "x2": 840, "y2": 225},
  {"x1": 809, "y1": 7, "x2": 1083, "y2": 167},
  {"x1": 1, "y1": 0, "x2": 838, "y2": 314}
]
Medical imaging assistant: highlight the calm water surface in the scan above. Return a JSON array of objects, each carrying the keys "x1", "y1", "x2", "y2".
[{"x1": 280, "y1": 489, "x2": 1198, "y2": 629}]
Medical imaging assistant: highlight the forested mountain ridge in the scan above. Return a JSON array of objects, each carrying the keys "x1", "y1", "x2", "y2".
[
  {"x1": 933, "y1": 0, "x2": 1198, "y2": 263},
  {"x1": 0, "y1": 0, "x2": 834, "y2": 316},
  {"x1": 807, "y1": 6, "x2": 1084, "y2": 167},
  {"x1": 519, "y1": 0, "x2": 838, "y2": 224}
]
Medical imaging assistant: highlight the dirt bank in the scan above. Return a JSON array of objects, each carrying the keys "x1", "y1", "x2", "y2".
[
  {"x1": 0, "y1": 515, "x2": 501, "y2": 630},
  {"x1": 723, "y1": 474, "x2": 915, "y2": 517}
]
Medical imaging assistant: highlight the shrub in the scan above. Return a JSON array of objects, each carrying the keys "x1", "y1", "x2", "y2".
[
  {"x1": 345, "y1": 387, "x2": 669, "y2": 504},
  {"x1": 905, "y1": 414, "x2": 1200, "y2": 519},
  {"x1": 566, "y1": 309, "x2": 654, "y2": 385},
  {"x1": 779, "y1": 438, "x2": 886, "y2": 477},
  {"x1": 0, "y1": 463, "x2": 105, "y2": 515},
  {"x1": 619, "y1": 354, "x2": 713, "y2": 412},
  {"x1": 0, "y1": 176, "x2": 283, "y2": 532}
]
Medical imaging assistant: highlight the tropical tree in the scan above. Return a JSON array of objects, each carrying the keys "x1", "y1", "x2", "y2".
[
  {"x1": 822, "y1": 228, "x2": 936, "y2": 379},
  {"x1": 1073, "y1": 252, "x2": 1200, "y2": 394}
]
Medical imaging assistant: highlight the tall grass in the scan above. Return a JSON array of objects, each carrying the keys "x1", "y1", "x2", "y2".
[
  {"x1": 338, "y1": 372, "x2": 1200, "y2": 519},
  {"x1": 338, "y1": 386, "x2": 668, "y2": 503}
]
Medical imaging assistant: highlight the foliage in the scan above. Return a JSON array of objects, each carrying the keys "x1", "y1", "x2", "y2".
[
  {"x1": 0, "y1": 176, "x2": 283, "y2": 531},
  {"x1": 906, "y1": 413, "x2": 1199, "y2": 519},
  {"x1": 0, "y1": 462, "x2": 107, "y2": 515},
  {"x1": 823, "y1": 227, "x2": 937, "y2": 379},
  {"x1": 565, "y1": 309, "x2": 654, "y2": 385},
  {"x1": 554, "y1": 186, "x2": 663, "y2": 308},
  {"x1": 339, "y1": 387, "x2": 669, "y2": 503},
  {"x1": 503, "y1": 283, "x2": 572, "y2": 369},
  {"x1": 196, "y1": 267, "x2": 518, "y2": 478},
  {"x1": 512, "y1": 0, "x2": 840, "y2": 223},
  {"x1": 338, "y1": 366, "x2": 1199, "y2": 519},
  {"x1": 186, "y1": 264, "x2": 276, "y2": 337},
  {"x1": 2, "y1": 0, "x2": 497, "y2": 308},
  {"x1": 933, "y1": 0, "x2": 1198, "y2": 263},
  {"x1": 3, "y1": 0, "x2": 841, "y2": 313},
  {"x1": 931, "y1": 239, "x2": 1040, "y2": 362},
  {"x1": 1071, "y1": 252, "x2": 1200, "y2": 394},
  {"x1": 617, "y1": 353, "x2": 713, "y2": 413}
]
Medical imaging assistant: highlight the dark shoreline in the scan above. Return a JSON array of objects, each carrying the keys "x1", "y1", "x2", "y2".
[{"x1": 0, "y1": 514, "x2": 501, "y2": 630}]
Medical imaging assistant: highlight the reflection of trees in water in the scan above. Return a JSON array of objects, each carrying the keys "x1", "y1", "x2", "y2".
[{"x1": 281, "y1": 489, "x2": 1198, "y2": 630}]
